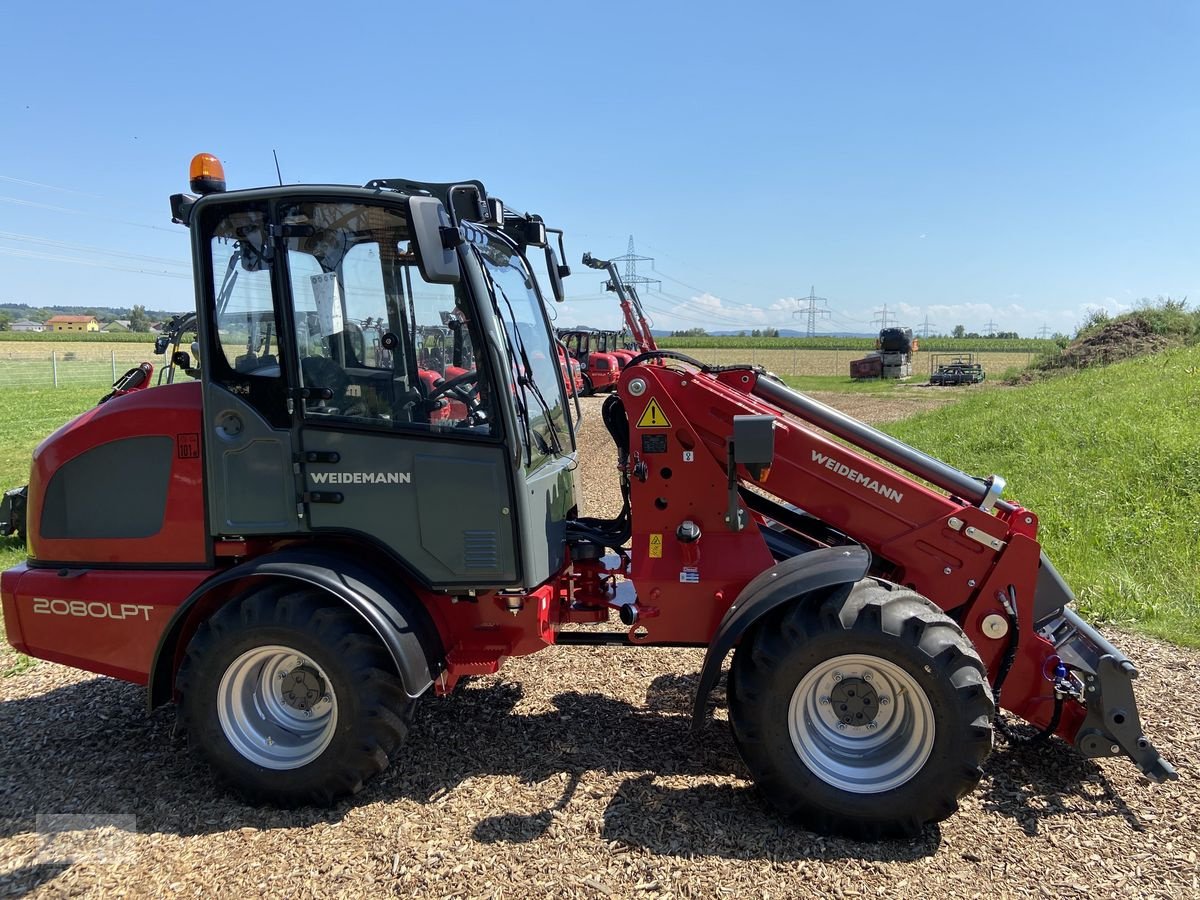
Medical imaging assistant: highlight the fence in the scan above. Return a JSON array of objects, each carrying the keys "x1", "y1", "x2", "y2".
[
  {"x1": 662, "y1": 347, "x2": 1037, "y2": 379},
  {"x1": 0, "y1": 346, "x2": 1042, "y2": 387},
  {"x1": 0, "y1": 348, "x2": 159, "y2": 388}
]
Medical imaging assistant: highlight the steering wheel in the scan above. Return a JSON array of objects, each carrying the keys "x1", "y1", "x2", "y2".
[
  {"x1": 426, "y1": 369, "x2": 487, "y2": 423},
  {"x1": 426, "y1": 369, "x2": 479, "y2": 403}
]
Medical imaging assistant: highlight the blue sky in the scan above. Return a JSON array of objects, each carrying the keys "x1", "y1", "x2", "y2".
[{"x1": 2, "y1": 2, "x2": 1196, "y2": 337}]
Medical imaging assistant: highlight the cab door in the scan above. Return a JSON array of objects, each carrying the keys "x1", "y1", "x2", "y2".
[
  {"x1": 275, "y1": 198, "x2": 519, "y2": 589},
  {"x1": 198, "y1": 202, "x2": 298, "y2": 536}
]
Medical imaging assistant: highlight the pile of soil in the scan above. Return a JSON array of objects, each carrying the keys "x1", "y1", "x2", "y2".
[{"x1": 1040, "y1": 316, "x2": 1175, "y2": 371}]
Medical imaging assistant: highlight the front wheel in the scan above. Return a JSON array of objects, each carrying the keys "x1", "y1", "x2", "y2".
[
  {"x1": 729, "y1": 581, "x2": 993, "y2": 838},
  {"x1": 177, "y1": 584, "x2": 414, "y2": 807}
]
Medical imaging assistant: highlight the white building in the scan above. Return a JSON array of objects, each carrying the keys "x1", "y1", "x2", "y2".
[{"x1": 10, "y1": 319, "x2": 46, "y2": 332}]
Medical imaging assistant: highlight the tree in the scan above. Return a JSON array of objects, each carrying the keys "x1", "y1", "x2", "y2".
[
  {"x1": 952, "y1": 324, "x2": 965, "y2": 339},
  {"x1": 0, "y1": 311, "x2": 11, "y2": 331},
  {"x1": 129, "y1": 305, "x2": 150, "y2": 332}
]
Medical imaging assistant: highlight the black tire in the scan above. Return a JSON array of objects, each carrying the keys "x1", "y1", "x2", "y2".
[
  {"x1": 728, "y1": 580, "x2": 993, "y2": 838},
  {"x1": 176, "y1": 583, "x2": 414, "y2": 807},
  {"x1": 581, "y1": 373, "x2": 594, "y2": 397}
]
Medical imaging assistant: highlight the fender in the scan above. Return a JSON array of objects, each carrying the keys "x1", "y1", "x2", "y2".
[
  {"x1": 147, "y1": 547, "x2": 444, "y2": 709},
  {"x1": 691, "y1": 545, "x2": 871, "y2": 727}
]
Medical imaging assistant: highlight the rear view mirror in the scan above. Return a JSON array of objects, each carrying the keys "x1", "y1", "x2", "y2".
[
  {"x1": 544, "y1": 245, "x2": 566, "y2": 303},
  {"x1": 405, "y1": 196, "x2": 461, "y2": 284}
]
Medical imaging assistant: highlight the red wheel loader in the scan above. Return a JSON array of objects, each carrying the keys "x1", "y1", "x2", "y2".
[
  {"x1": 0, "y1": 155, "x2": 1174, "y2": 838},
  {"x1": 558, "y1": 328, "x2": 622, "y2": 394}
]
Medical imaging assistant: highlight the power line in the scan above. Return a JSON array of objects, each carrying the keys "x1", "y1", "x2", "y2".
[
  {"x1": 918, "y1": 314, "x2": 937, "y2": 338},
  {"x1": 792, "y1": 286, "x2": 831, "y2": 337},
  {"x1": 0, "y1": 174, "x2": 105, "y2": 198},
  {"x1": 0, "y1": 230, "x2": 190, "y2": 268},
  {"x1": 0, "y1": 194, "x2": 178, "y2": 233},
  {"x1": 983, "y1": 319, "x2": 999, "y2": 335},
  {"x1": 609, "y1": 235, "x2": 661, "y2": 295},
  {"x1": 1037, "y1": 323, "x2": 1052, "y2": 339},
  {"x1": 0, "y1": 246, "x2": 191, "y2": 279},
  {"x1": 871, "y1": 305, "x2": 898, "y2": 329}
]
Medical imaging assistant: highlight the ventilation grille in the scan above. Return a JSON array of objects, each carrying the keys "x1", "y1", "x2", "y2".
[{"x1": 463, "y1": 530, "x2": 499, "y2": 570}]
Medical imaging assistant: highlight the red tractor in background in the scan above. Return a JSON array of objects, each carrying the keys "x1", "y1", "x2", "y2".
[
  {"x1": 558, "y1": 328, "x2": 622, "y2": 394},
  {"x1": 1, "y1": 156, "x2": 1173, "y2": 839},
  {"x1": 558, "y1": 252, "x2": 658, "y2": 389},
  {"x1": 594, "y1": 331, "x2": 636, "y2": 369}
]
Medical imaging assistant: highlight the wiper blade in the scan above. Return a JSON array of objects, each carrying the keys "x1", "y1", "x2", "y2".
[
  {"x1": 493, "y1": 279, "x2": 564, "y2": 458},
  {"x1": 479, "y1": 264, "x2": 534, "y2": 465}
]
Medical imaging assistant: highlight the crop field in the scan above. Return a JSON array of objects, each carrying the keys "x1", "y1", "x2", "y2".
[
  {"x1": 667, "y1": 346, "x2": 1034, "y2": 379},
  {"x1": 656, "y1": 336, "x2": 1055, "y2": 353},
  {"x1": 0, "y1": 342, "x2": 164, "y2": 389}
]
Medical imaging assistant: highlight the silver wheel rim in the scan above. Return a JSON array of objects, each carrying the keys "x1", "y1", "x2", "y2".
[
  {"x1": 216, "y1": 645, "x2": 338, "y2": 770},
  {"x1": 788, "y1": 653, "x2": 935, "y2": 793}
]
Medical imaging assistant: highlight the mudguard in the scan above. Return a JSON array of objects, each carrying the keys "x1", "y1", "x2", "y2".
[
  {"x1": 690, "y1": 545, "x2": 871, "y2": 727},
  {"x1": 147, "y1": 547, "x2": 444, "y2": 709}
]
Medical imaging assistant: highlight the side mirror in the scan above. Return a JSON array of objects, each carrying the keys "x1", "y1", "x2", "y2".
[
  {"x1": 544, "y1": 245, "x2": 566, "y2": 303},
  {"x1": 405, "y1": 196, "x2": 461, "y2": 284}
]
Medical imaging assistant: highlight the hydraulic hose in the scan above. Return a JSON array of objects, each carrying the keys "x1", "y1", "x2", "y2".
[{"x1": 992, "y1": 584, "x2": 1062, "y2": 745}]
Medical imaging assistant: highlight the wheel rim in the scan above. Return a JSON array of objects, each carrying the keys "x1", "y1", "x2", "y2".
[
  {"x1": 788, "y1": 653, "x2": 935, "y2": 793},
  {"x1": 217, "y1": 645, "x2": 338, "y2": 770}
]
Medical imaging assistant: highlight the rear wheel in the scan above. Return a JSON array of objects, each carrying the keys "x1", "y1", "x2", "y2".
[
  {"x1": 177, "y1": 584, "x2": 414, "y2": 806},
  {"x1": 581, "y1": 373, "x2": 594, "y2": 397},
  {"x1": 729, "y1": 581, "x2": 993, "y2": 838}
]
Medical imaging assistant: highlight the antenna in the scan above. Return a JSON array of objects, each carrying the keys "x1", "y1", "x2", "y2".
[{"x1": 272, "y1": 149, "x2": 284, "y2": 186}]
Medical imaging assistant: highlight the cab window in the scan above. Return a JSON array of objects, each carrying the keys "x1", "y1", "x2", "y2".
[{"x1": 279, "y1": 201, "x2": 493, "y2": 435}]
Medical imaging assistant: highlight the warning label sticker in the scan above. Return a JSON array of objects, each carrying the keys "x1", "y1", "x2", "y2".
[
  {"x1": 649, "y1": 533, "x2": 663, "y2": 558},
  {"x1": 636, "y1": 398, "x2": 671, "y2": 428}
]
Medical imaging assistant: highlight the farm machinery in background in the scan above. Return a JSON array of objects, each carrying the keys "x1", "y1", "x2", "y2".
[
  {"x1": 558, "y1": 253, "x2": 658, "y2": 393},
  {"x1": 850, "y1": 327, "x2": 919, "y2": 380},
  {"x1": 0, "y1": 156, "x2": 1174, "y2": 840},
  {"x1": 930, "y1": 353, "x2": 986, "y2": 386},
  {"x1": 558, "y1": 328, "x2": 623, "y2": 394}
]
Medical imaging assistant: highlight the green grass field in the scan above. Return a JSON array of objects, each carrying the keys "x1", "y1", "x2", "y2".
[
  {"x1": 884, "y1": 345, "x2": 1200, "y2": 646},
  {"x1": 0, "y1": 387, "x2": 100, "y2": 668}
]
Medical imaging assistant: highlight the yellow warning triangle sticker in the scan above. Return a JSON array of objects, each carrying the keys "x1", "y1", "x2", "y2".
[{"x1": 636, "y1": 397, "x2": 671, "y2": 428}]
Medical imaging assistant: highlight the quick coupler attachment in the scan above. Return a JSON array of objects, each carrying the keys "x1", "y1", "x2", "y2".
[{"x1": 1046, "y1": 608, "x2": 1177, "y2": 782}]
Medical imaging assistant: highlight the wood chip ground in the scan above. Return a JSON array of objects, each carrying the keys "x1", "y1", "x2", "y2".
[{"x1": 1, "y1": 395, "x2": 1196, "y2": 899}]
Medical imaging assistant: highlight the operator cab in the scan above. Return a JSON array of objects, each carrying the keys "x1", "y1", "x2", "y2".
[{"x1": 171, "y1": 162, "x2": 577, "y2": 591}]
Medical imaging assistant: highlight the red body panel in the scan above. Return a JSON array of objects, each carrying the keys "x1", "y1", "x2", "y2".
[
  {"x1": 1, "y1": 563, "x2": 213, "y2": 684},
  {"x1": 27, "y1": 382, "x2": 208, "y2": 565},
  {"x1": 586, "y1": 355, "x2": 620, "y2": 389}
]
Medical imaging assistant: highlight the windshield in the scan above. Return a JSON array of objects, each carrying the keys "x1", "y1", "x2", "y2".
[{"x1": 474, "y1": 235, "x2": 570, "y2": 464}]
